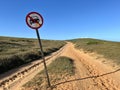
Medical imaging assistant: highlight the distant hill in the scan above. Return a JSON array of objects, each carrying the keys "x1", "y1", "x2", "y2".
[
  {"x1": 1, "y1": 36, "x2": 120, "y2": 73},
  {"x1": 70, "y1": 38, "x2": 120, "y2": 65}
]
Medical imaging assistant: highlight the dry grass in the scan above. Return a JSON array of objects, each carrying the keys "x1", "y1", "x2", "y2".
[
  {"x1": 70, "y1": 38, "x2": 120, "y2": 65},
  {"x1": 0, "y1": 36, "x2": 66, "y2": 74},
  {"x1": 23, "y1": 56, "x2": 75, "y2": 90}
]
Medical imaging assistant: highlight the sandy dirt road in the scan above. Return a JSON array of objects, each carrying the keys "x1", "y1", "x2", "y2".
[
  {"x1": 1, "y1": 42, "x2": 120, "y2": 90},
  {"x1": 58, "y1": 42, "x2": 120, "y2": 90},
  {"x1": 0, "y1": 45, "x2": 65, "y2": 90}
]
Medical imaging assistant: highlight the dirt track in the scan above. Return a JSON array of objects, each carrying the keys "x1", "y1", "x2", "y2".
[
  {"x1": 0, "y1": 45, "x2": 65, "y2": 90},
  {"x1": 1, "y1": 42, "x2": 120, "y2": 90},
  {"x1": 59, "y1": 42, "x2": 120, "y2": 90}
]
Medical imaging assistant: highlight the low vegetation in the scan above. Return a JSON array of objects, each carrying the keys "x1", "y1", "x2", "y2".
[
  {"x1": 0, "y1": 36, "x2": 66, "y2": 74},
  {"x1": 70, "y1": 38, "x2": 120, "y2": 65},
  {"x1": 23, "y1": 56, "x2": 75, "y2": 90}
]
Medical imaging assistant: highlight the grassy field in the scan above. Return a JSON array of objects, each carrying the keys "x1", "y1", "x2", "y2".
[
  {"x1": 23, "y1": 56, "x2": 75, "y2": 90},
  {"x1": 70, "y1": 38, "x2": 120, "y2": 65},
  {"x1": 0, "y1": 36, "x2": 66, "y2": 74}
]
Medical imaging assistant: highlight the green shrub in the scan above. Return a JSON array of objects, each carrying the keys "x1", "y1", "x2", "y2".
[{"x1": 86, "y1": 41, "x2": 100, "y2": 45}]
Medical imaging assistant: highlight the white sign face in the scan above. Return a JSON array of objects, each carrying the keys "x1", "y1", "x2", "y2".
[{"x1": 26, "y1": 12, "x2": 43, "y2": 29}]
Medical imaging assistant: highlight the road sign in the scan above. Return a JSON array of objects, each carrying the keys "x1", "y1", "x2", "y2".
[
  {"x1": 26, "y1": 12, "x2": 51, "y2": 88},
  {"x1": 26, "y1": 12, "x2": 43, "y2": 29}
]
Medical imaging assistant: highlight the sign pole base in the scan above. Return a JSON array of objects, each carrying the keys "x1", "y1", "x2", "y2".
[{"x1": 36, "y1": 29, "x2": 51, "y2": 88}]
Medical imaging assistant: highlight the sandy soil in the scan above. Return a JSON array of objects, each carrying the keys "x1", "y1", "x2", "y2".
[
  {"x1": 58, "y1": 42, "x2": 120, "y2": 90},
  {"x1": 0, "y1": 46, "x2": 65, "y2": 90},
  {"x1": 1, "y1": 42, "x2": 120, "y2": 90}
]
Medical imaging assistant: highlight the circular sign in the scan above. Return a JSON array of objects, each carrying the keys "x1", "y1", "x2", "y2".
[{"x1": 26, "y1": 12, "x2": 43, "y2": 29}]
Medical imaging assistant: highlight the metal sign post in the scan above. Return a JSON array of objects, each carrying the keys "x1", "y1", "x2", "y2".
[
  {"x1": 36, "y1": 29, "x2": 51, "y2": 87},
  {"x1": 26, "y1": 12, "x2": 51, "y2": 87}
]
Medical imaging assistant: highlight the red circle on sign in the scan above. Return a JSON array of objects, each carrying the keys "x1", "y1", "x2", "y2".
[{"x1": 26, "y1": 12, "x2": 44, "y2": 29}]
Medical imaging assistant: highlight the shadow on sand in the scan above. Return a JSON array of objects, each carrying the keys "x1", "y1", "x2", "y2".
[{"x1": 52, "y1": 68, "x2": 120, "y2": 88}]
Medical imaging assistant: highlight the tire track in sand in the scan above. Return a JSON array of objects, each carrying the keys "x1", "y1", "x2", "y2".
[
  {"x1": 1, "y1": 42, "x2": 120, "y2": 90},
  {"x1": 59, "y1": 42, "x2": 120, "y2": 90},
  {"x1": 0, "y1": 45, "x2": 65, "y2": 90}
]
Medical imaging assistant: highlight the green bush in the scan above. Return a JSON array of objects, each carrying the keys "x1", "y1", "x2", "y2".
[{"x1": 86, "y1": 41, "x2": 100, "y2": 45}]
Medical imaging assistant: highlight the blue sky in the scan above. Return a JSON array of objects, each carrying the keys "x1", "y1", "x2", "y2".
[{"x1": 0, "y1": 0, "x2": 120, "y2": 41}]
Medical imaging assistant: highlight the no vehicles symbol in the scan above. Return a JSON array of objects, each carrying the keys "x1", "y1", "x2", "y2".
[
  {"x1": 26, "y1": 12, "x2": 51, "y2": 88},
  {"x1": 26, "y1": 12, "x2": 43, "y2": 29}
]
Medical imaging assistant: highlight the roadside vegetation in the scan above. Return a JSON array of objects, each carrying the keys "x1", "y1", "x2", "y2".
[
  {"x1": 70, "y1": 38, "x2": 120, "y2": 65},
  {"x1": 23, "y1": 56, "x2": 75, "y2": 90},
  {"x1": 0, "y1": 36, "x2": 66, "y2": 74}
]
